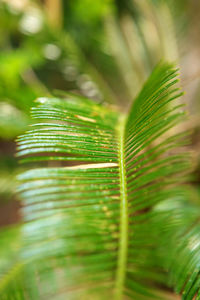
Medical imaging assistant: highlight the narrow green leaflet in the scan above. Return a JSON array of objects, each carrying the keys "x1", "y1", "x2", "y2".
[{"x1": 0, "y1": 63, "x2": 193, "y2": 299}]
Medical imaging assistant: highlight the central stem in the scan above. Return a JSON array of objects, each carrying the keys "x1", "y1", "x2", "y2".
[{"x1": 115, "y1": 116, "x2": 128, "y2": 300}]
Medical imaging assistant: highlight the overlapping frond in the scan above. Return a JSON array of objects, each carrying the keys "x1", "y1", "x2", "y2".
[
  {"x1": 0, "y1": 62, "x2": 193, "y2": 299},
  {"x1": 153, "y1": 187, "x2": 200, "y2": 300},
  {"x1": 136, "y1": 187, "x2": 200, "y2": 300}
]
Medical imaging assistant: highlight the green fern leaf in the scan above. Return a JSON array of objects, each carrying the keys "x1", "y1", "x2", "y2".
[
  {"x1": 152, "y1": 187, "x2": 200, "y2": 300},
  {"x1": 0, "y1": 63, "x2": 192, "y2": 299}
]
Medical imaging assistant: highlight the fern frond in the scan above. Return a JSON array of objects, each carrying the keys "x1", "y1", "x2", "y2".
[
  {"x1": 0, "y1": 62, "x2": 192, "y2": 299},
  {"x1": 154, "y1": 187, "x2": 200, "y2": 300}
]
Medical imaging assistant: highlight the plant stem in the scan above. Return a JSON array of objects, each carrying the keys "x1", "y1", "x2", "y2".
[{"x1": 115, "y1": 115, "x2": 128, "y2": 300}]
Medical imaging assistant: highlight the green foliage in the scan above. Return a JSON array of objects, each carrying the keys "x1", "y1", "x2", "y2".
[
  {"x1": 0, "y1": 63, "x2": 198, "y2": 299},
  {"x1": 154, "y1": 188, "x2": 200, "y2": 300},
  {"x1": 0, "y1": 1, "x2": 200, "y2": 298}
]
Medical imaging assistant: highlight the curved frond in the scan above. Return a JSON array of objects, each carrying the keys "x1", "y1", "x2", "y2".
[{"x1": 0, "y1": 62, "x2": 192, "y2": 299}]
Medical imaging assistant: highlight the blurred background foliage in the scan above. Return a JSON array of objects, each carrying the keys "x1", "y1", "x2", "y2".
[{"x1": 0, "y1": 0, "x2": 200, "y2": 226}]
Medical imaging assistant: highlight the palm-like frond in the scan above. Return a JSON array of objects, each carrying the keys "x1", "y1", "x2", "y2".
[
  {"x1": 140, "y1": 186, "x2": 200, "y2": 300},
  {"x1": 154, "y1": 187, "x2": 200, "y2": 300},
  {"x1": 0, "y1": 63, "x2": 195, "y2": 299}
]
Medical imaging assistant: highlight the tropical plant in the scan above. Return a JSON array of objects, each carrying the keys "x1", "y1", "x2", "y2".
[
  {"x1": 1, "y1": 0, "x2": 200, "y2": 213},
  {"x1": 1, "y1": 62, "x2": 199, "y2": 300}
]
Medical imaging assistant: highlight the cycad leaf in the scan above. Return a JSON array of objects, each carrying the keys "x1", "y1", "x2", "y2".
[
  {"x1": 1, "y1": 63, "x2": 191, "y2": 299},
  {"x1": 147, "y1": 187, "x2": 200, "y2": 300}
]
